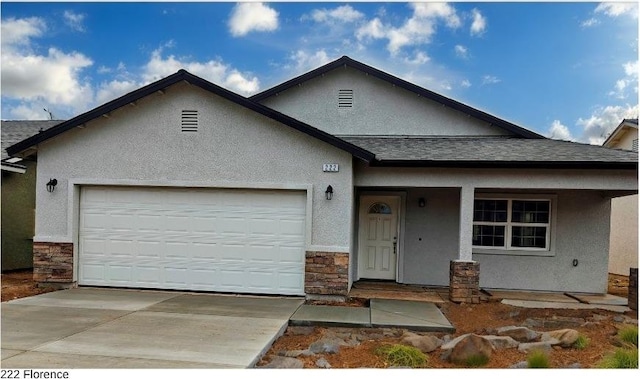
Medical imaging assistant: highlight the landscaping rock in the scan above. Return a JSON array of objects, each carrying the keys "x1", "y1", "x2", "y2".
[
  {"x1": 401, "y1": 332, "x2": 443, "y2": 353},
  {"x1": 518, "y1": 341, "x2": 555, "y2": 353},
  {"x1": 288, "y1": 326, "x2": 315, "y2": 335},
  {"x1": 309, "y1": 337, "x2": 347, "y2": 354},
  {"x1": 278, "y1": 349, "x2": 313, "y2": 357},
  {"x1": 545, "y1": 316, "x2": 585, "y2": 329},
  {"x1": 448, "y1": 334, "x2": 494, "y2": 364},
  {"x1": 566, "y1": 363, "x2": 582, "y2": 368},
  {"x1": 316, "y1": 357, "x2": 331, "y2": 368},
  {"x1": 522, "y1": 318, "x2": 543, "y2": 328},
  {"x1": 262, "y1": 356, "x2": 304, "y2": 368},
  {"x1": 482, "y1": 335, "x2": 519, "y2": 350},
  {"x1": 541, "y1": 329, "x2": 580, "y2": 348},
  {"x1": 509, "y1": 361, "x2": 528, "y2": 368},
  {"x1": 590, "y1": 314, "x2": 609, "y2": 322},
  {"x1": 496, "y1": 326, "x2": 539, "y2": 342}
]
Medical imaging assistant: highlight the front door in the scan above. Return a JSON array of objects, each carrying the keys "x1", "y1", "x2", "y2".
[{"x1": 358, "y1": 195, "x2": 400, "y2": 280}]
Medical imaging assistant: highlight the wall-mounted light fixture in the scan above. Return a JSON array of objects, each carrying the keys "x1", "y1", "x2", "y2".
[
  {"x1": 325, "y1": 185, "x2": 333, "y2": 200},
  {"x1": 418, "y1": 197, "x2": 426, "y2": 207},
  {"x1": 46, "y1": 178, "x2": 58, "y2": 193}
]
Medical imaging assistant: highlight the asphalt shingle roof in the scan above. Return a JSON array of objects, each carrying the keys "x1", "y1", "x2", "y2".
[
  {"x1": 341, "y1": 136, "x2": 638, "y2": 168},
  {"x1": 1, "y1": 120, "x2": 63, "y2": 160}
]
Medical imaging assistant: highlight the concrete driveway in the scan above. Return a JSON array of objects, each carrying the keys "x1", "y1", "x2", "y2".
[{"x1": 1, "y1": 288, "x2": 303, "y2": 368}]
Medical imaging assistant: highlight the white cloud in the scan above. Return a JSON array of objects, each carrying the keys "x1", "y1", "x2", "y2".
[
  {"x1": 356, "y1": 18, "x2": 386, "y2": 40},
  {"x1": 481, "y1": 75, "x2": 501, "y2": 85},
  {"x1": 7, "y1": 104, "x2": 50, "y2": 120},
  {"x1": 581, "y1": 17, "x2": 600, "y2": 28},
  {"x1": 142, "y1": 48, "x2": 260, "y2": 95},
  {"x1": 548, "y1": 120, "x2": 573, "y2": 141},
  {"x1": 2, "y1": 47, "x2": 93, "y2": 104},
  {"x1": 609, "y1": 60, "x2": 639, "y2": 99},
  {"x1": 308, "y1": 5, "x2": 364, "y2": 23},
  {"x1": 95, "y1": 79, "x2": 138, "y2": 105},
  {"x1": 356, "y1": 2, "x2": 461, "y2": 54},
  {"x1": 403, "y1": 51, "x2": 430, "y2": 65},
  {"x1": 228, "y1": 2, "x2": 278, "y2": 37},
  {"x1": 595, "y1": 2, "x2": 639, "y2": 18},
  {"x1": 461, "y1": 79, "x2": 471, "y2": 88},
  {"x1": 577, "y1": 104, "x2": 639, "y2": 144},
  {"x1": 63, "y1": 10, "x2": 86, "y2": 32},
  {"x1": 0, "y1": 17, "x2": 45, "y2": 47},
  {"x1": 470, "y1": 8, "x2": 486, "y2": 36},
  {"x1": 454, "y1": 44, "x2": 468, "y2": 59},
  {"x1": 286, "y1": 49, "x2": 332, "y2": 74}
]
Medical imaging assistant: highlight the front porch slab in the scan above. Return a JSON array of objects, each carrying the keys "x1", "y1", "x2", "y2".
[
  {"x1": 369, "y1": 299, "x2": 455, "y2": 332},
  {"x1": 483, "y1": 289, "x2": 580, "y2": 303},
  {"x1": 564, "y1": 293, "x2": 628, "y2": 306},
  {"x1": 289, "y1": 305, "x2": 371, "y2": 327}
]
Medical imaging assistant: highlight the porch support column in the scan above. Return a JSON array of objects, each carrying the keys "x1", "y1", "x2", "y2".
[{"x1": 449, "y1": 186, "x2": 481, "y2": 303}]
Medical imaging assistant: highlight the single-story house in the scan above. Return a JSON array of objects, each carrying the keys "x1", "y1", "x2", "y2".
[
  {"x1": 603, "y1": 118, "x2": 638, "y2": 276},
  {"x1": 7, "y1": 56, "x2": 638, "y2": 302},
  {"x1": 1, "y1": 120, "x2": 62, "y2": 271}
]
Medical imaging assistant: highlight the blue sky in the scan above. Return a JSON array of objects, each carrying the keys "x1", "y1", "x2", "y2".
[{"x1": 1, "y1": 1, "x2": 638, "y2": 144}]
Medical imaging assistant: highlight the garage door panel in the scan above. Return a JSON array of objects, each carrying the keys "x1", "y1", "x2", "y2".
[{"x1": 80, "y1": 186, "x2": 306, "y2": 295}]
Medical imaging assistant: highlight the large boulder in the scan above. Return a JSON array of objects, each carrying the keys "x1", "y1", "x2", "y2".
[
  {"x1": 261, "y1": 356, "x2": 304, "y2": 368},
  {"x1": 448, "y1": 334, "x2": 494, "y2": 364},
  {"x1": 309, "y1": 337, "x2": 348, "y2": 354},
  {"x1": 518, "y1": 341, "x2": 555, "y2": 353},
  {"x1": 401, "y1": 332, "x2": 443, "y2": 353},
  {"x1": 541, "y1": 329, "x2": 580, "y2": 348},
  {"x1": 496, "y1": 326, "x2": 539, "y2": 342},
  {"x1": 482, "y1": 335, "x2": 519, "y2": 350}
]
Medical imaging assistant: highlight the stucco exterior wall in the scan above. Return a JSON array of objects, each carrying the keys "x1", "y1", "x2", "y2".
[
  {"x1": 260, "y1": 66, "x2": 513, "y2": 137},
  {"x1": 475, "y1": 191, "x2": 611, "y2": 293},
  {"x1": 354, "y1": 163, "x2": 634, "y2": 292},
  {"x1": 357, "y1": 184, "x2": 619, "y2": 293},
  {"x1": 609, "y1": 194, "x2": 639, "y2": 275},
  {"x1": 34, "y1": 82, "x2": 354, "y2": 252},
  {"x1": 1, "y1": 160, "x2": 36, "y2": 271},
  {"x1": 402, "y1": 188, "x2": 460, "y2": 286}
]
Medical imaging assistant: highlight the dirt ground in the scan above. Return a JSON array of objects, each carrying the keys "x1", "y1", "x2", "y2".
[{"x1": 1, "y1": 269, "x2": 637, "y2": 368}]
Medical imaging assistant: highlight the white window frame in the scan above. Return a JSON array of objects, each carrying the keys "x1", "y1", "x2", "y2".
[{"x1": 472, "y1": 194, "x2": 557, "y2": 257}]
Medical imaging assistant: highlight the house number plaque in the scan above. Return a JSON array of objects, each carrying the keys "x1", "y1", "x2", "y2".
[{"x1": 323, "y1": 164, "x2": 339, "y2": 172}]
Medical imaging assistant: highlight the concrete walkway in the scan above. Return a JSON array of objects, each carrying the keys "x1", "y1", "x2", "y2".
[
  {"x1": 290, "y1": 298, "x2": 455, "y2": 332},
  {"x1": 1, "y1": 288, "x2": 303, "y2": 368}
]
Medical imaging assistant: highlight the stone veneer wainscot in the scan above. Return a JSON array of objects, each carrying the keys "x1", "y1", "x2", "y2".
[
  {"x1": 304, "y1": 251, "x2": 349, "y2": 296},
  {"x1": 449, "y1": 260, "x2": 480, "y2": 303},
  {"x1": 33, "y1": 242, "x2": 73, "y2": 284}
]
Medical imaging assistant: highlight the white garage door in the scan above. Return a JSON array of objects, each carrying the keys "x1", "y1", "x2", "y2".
[{"x1": 79, "y1": 186, "x2": 306, "y2": 295}]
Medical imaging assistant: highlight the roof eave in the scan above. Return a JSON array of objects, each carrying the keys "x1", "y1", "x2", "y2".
[
  {"x1": 370, "y1": 159, "x2": 639, "y2": 170},
  {"x1": 6, "y1": 69, "x2": 376, "y2": 163}
]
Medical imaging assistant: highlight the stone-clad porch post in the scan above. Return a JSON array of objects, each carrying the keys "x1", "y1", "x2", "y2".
[{"x1": 449, "y1": 185, "x2": 481, "y2": 303}]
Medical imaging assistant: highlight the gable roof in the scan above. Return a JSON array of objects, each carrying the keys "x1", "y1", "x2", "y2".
[
  {"x1": 603, "y1": 118, "x2": 638, "y2": 148},
  {"x1": 2, "y1": 120, "x2": 63, "y2": 172},
  {"x1": 251, "y1": 56, "x2": 544, "y2": 140},
  {"x1": 6, "y1": 70, "x2": 375, "y2": 162},
  {"x1": 343, "y1": 136, "x2": 638, "y2": 169},
  {"x1": 1, "y1": 120, "x2": 62, "y2": 161}
]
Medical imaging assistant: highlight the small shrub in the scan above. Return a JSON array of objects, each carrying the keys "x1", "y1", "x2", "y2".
[
  {"x1": 597, "y1": 348, "x2": 638, "y2": 369},
  {"x1": 527, "y1": 349, "x2": 551, "y2": 368},
  {"x1": 573, "y1": 334, "x2": 590, "y2": 350},
  {"x1": 618, "y1": 326, "x2": 638, "y2": 348},
  {"x1": 375, "y1": 344, "x2": 428, "y2": 368},
  {"x1": 463, "y1": 354, "x2": 490, "y2": 367}
]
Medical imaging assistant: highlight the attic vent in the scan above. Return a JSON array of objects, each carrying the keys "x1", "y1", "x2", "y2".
[
  {"x1": 181, "y1": 110, "x2": 198, "y2": 132},
  {"x1": 338, "y1": 89, "x2": 353, "y2": 108}
]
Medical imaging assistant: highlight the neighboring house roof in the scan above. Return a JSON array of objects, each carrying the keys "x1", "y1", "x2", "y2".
[
  {"x1": 250, "y1": 56, "x2": 545, "y2": 140},
  {"x1": 5, "y1": 70, "x2": 375, "y2": 162},
  {"x1": 603, "y1": 118, "x2": 639, "y2": 148},
  {"x1": 1, "y1": 120, "x2": 62, "y2": 173},
  {"x1": 343, "y1": 136, "x2": 639, "y2": 169}
]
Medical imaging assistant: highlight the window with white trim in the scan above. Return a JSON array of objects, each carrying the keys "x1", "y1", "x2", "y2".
[{"x1": 473, "y1": 198, "x2": 551, "y2": 251}]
